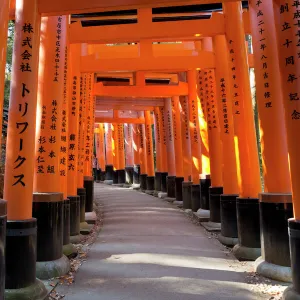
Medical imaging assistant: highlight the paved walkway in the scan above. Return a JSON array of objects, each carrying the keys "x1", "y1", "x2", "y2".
[{"x1": 58, "y1": 183, "x2": 267, "y2": 300}]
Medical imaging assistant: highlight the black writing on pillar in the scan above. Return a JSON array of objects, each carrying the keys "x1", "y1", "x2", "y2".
[
  {"x1": 54, "y1": 16, "x2": 62, "y2": 82},
  {"x1": 166, "y1": 107, "x2": 173, "y2": 142},
  {"x1": 278, "y1": 1, "x2": 300, "y2": 120},
  {"x1": 254, "y1": 0, "x2": 272, "y2": 109},
  {"x1": 160, "y1": 107, "x2": 167, "y2": 145},
  {"x1": 219, "y1": 78, "x2": 230, "y2": 134},
  {"x1": 155, "y1": 111, "x2": 161, "y2": 144},
  {"x1": 227, "y1": 39, "x2": 240, "y2": 115},
  {"x1": 208, "y1": 70, "x2": 218, "y2": 130},
  {"x1": 171, "y1": 99, "x2": 178, "y2": 141},
  {"x1": 181, "y1": 97, "x2": 189, "y2": 140},
  {"x1": 13, "y1": 22, "x2": 35, "y2": 186}
]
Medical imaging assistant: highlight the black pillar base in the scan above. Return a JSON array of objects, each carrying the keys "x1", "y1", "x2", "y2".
[
  {"x1": 84, "y1": 176, "x2": 94, "y2": 212},
  {"x1": 125, "y1": 166, "x2": 134, "y2": 185},
  {"x1": 175, "y1": 177, "x2": 184, "y2": 201},
  {"x1": 283, "y1": 219, "x2": 300, "y2": 299},
  {"x1": 133, "y1": 164, "x2": 140, "y2": 184},
  {"x1": 0, "y1": 200, "x2": 6, "y2": 299},
  {"x1": 233, "y1": 197, "x2": 261, "y2": 261},
  {"x1": 140, "y1": 174, "x2": 147, "y2": 191},
  {"x1": 200, "y1": 175, "x2": 211, "y2": 210},
  {"x1": 5, "y1": 219, "x2": 47, "y2": 299},
  {"x1": 62, "y1": 199, "x2": 70, "y2": 246},
  {"x1": 69, "y1": 195, "x2": 80, "y2": 238},
  {"x1": 219, "y1": 194, "x2": 239, "y2": 246},
  {"x1": 155, "y1": 172, "x2": 162, "y2": 191},
  {"x1": 101, "y1": 171, "x2": 106, "y2": 182},
  {"x1": 209, "y1": 186, "x2": 223, "y2": 223},
  {"x1": 96, "y1": 168, "x2": 101, "y2": 182},
  {"x1": 117, "y1": 169, "x2": 126, "y2": 184},
  {"x1": 161, "y1": 172, "x2": 168, "y2": 193},
  {"x1": 112, "y1": 170, "x2": 118, "y2": 184},
  {"x1": 191, "y1": 184, "x2": 200, "y2": 212},
  {"x1": 255, "y1": 193, "x2": 293, "y2": 282},
  {"x1": 146, "y1": 176, "x2": 155, "y2": 191},
  {"x1": 105, "y1": 164, "x2": 114, "y2": 181},
  {"x1": 32, "y1": 193, "x2": 70, "y2": 280},
  {"x1": 77, "y1": 188, "x2": 86, "y2": 223},
  {"x1": 167, "y1": 176, "x2": 176, "y2": 198},
  {"x1": 182, "y1": 181, "x2": 192, "y2": 209}
]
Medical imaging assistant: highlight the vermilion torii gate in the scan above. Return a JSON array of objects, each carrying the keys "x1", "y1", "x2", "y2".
[{"x1": 0, "y1": 1, "x2": 300, "y2": 300}]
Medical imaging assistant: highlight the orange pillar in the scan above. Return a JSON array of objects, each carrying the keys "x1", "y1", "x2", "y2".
[
  {"x1": 83, "y1": 73, "x2": 94, "y2": 177},
  {"x1": 34, "y1": 16, "x2": 67, "y2": 194},
  {"x1": 273, "y1": 1, "x2": 300, "y2": 295},
  {"x1": 124, "y1": 124, "x2": 134, "y2": 167},
  {"x1": 223, "y1": 2, "x2": 262, "y2": 198},
  {"x1": 132, "y1": 123, "x2": 140, "y2": 186},
  {"x1": 3, "y1": 0, "x2": 49, "y2": 295},
  {"x1": 179, "y1": 95, "x2": 192, "y2": 182},
  {"x1": 145, "y1": 111, "x2": 155, "y2": 191},
  {"x1": 187, "y1": 70, "x2": 202, "y2": 184},
  {"x1": 98, "y1": 124, "x2": 106, "y2": 171},
  {"x1": 154, "y1": 107, "x2": 162, "y2": 173},
  {"x1": 59, "y1": 29, "x2": 69, "y2": 200},
  {"x1": 154, "y1": 107, "x2": 162, "y2": 191},
  {"x1": 112, "y1": 123, "x2": 119, "y2": 171},
  {"x1": 77, "y1": 74, "x2": 87, "y2": 188},
  {"x1": 197, "y1": 71, "x2": 211, "y2": 176},
  {"x1": 159, "y1": 106, "x2": 168, "y2": 174},
  {"x1": 171, "y1": 97, "x2": 184, "y2": 178},
  {"x1": 138, "y1": 120, "x2": 147, "y2": 190},
  {"x1": 33, "y1": 15, "x2": 70, "y2": 277},
  {"x1": 213, "y1": 35, "x2": 239, "y2": 196},
  {"x1": 116, "y1": 124, "x2": 125, "y2": 186},
  {"x1": 164, "y1": 98, "x2": 176, "y2": 198},
  {"x1": 104, "y1": 123, "x2": 114, "y2": 182},
  {"x1": 0, "y1": 0, "x2": 9, "y2": 149},
  {"x1": 67, "y1": 44, "x2": 80, "y2": 197},
  {"x1": 223, "y1": 2, "x2": 262, "y2": 260},
  {"x1": 249, "y1": 0, "x2": 292, "y2": 279},
  {"x1": 202, "y1": 39, "x2": 223, "y2": 191}
]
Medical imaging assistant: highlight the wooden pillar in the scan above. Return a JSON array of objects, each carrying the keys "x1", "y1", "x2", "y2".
[
  {"x1": 223, "y1": 1, "x2": 262, "y2": 260},
  {"x1": 59, "y1": 28, "x2": 69, "y2": 200},
  {"x1": 145, "y1": 111, "x2": 155, "y2": 191},
  {"x1": 105, "y1": 123, "x2": 113, "y2": 166},
  {"x1": 124, "y1": 124, "x2": 134, "y2": 167},
  {"x1": 77, "y1": 74, "x2": 87, "y2": 188},
  {"x1": 154, "y1": 107, "x2": 162, "y2": 191},
  {"x1": 164, "y1": 98, "x2": 176, "y2": 198},
  {"x1": 132, "y1": 124, "x2": 140, "y2": 166},
  {"x1": 223, "y1": 2, "x2": 261, "y2": 197},
  {"x1": 187, "y1": 70, "x2": 202, "y2": 184},
  {"x1": 171, "y1": 96, "x2": 184, "y2": 178},
  {"x1": 3, "y1": 0, "x2": 48, "y2": 295},
  {"x1": 197, "y1": 71, "x2": 211, "y2": 176},
  {"x1": 172, "y1": 96, "x2": 185, "y2": 201},
  {"x1": 202, "y1": 40, "x2": 224, "y2": 190},
  {"x1": 33, "y1": 15, "x2": 70, "y2": 278},
  {"x1": 154, "y1": 107, "x2": 162, "y2": 173},
  {"x1": 273, "y1": 0, "x2": 300, "y2": 295},
  {"x1": 104, "y1": 123, "x2": 114, "y2": 181},
  {"x1": 159, "y1": 107, "x2": 168, "y2": 174},
  {"x1": 138, "y1": 120, "x2": 147, "y2": 190},
  {"x1": 67, "y1": 44, "x2": 80, "y2": 197},
  {"x1": 98, "y1": 124, "x2": 105, "y2": 171},
  {"x1": 83, "y1": 73, "x2": 94, "y2": 177}
]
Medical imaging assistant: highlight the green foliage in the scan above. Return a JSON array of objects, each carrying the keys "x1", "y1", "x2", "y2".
[{"x1": 4, "y1": 21, "x2": 15, "y2": 109}]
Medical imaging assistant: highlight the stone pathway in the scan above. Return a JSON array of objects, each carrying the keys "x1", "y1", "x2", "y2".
[{"x1": 57, "y1": 183, "x2": 271, "y2": 300}]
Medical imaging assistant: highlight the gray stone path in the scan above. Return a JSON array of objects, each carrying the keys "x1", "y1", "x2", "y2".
[{"x1": 58, "y1": 183, "x2": 267, "y2": 300}]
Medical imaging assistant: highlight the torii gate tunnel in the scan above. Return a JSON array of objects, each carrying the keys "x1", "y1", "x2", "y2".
[{"x1": 0, "y1": 0, "x2": 299, "y2": 299}]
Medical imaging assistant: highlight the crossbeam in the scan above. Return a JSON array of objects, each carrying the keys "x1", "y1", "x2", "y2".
[
  {"x1": 82, "y1": 51, "x2": 215, "y2": 72},
  {"x1": 94, "y1": 82, "x2": 188, "y2": 97},
  {"x1": 95, "y1": 117, "x2": 147, "y2": 124},
  {"x1": 38, "y1": 0, "x2": 234, "y2": 16},
  {"x1": 70, "y1": 13, "x2": 225, "y2": 44}
]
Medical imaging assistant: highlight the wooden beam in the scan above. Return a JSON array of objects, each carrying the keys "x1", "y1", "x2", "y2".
[
  {"x1": 96, "y1": 105, "x2": 156, "y2": 111},
  {"x1": 82, "y1": 51, "x2": 215, "y2": 72},
  {"x1": 39, "y1": 0, "x2": 234, "y2": 16},
  {"x1": 70, "y1": 13, "x2": 225, "y2": 44},
  {"x1": 94, "y1": 82, "x2": 188, "y2": 97},
  {"x1": 95, "y1": 117, "x2": 147, "y2": 124}
]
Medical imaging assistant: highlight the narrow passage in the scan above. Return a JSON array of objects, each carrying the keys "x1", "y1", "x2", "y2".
[{"x1": 58, "y1": 184, "x2": 267, "y2": 300}]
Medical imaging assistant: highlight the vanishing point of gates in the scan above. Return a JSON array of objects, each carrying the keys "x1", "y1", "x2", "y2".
[{"x1": 0, "y1": 0, "x2": 300, "y2": 299}]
